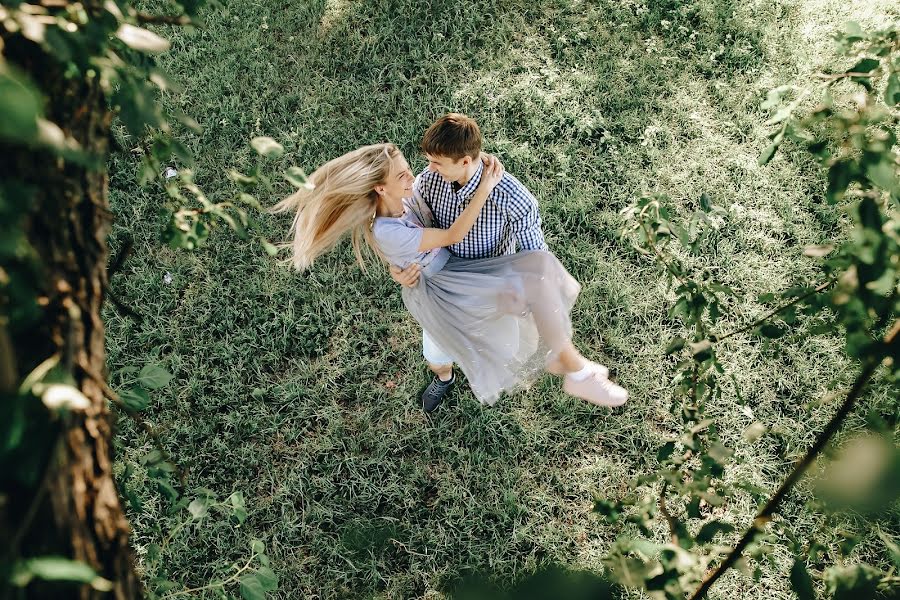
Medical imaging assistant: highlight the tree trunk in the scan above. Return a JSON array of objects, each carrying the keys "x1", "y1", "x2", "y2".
[{"x1": 0, "y1": 30, "x2": 143, "y2": 600}]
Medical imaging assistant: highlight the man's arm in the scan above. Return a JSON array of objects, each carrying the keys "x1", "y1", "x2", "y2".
[
  {"x1": 504, "y1": 177, "x2": 548, "y2": 251},
  {"x1": 389, "y1": 262, "x2": 421, "y2": 287}
]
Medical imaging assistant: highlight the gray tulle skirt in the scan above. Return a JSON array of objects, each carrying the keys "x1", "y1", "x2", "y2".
[{"x1": 401, "y1": 250, "x2": 581, "y2": 405}]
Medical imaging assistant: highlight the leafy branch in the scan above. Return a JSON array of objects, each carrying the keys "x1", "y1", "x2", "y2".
[
  {"x1": 690, "y1": 319, "x2": 897, "y2": 600},
  {"x1": 604, "y1": 21, "x2": 899, "y2": 599}
]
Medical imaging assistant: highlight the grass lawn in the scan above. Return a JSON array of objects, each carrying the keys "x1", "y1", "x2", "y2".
[{"x1": 106, "y1": 0, "x2": 899, "y2": 597}]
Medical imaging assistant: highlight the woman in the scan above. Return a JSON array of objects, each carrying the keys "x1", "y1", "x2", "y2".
[{"x1": 273, "y1": 143, "x2": 628, "y2": 407}]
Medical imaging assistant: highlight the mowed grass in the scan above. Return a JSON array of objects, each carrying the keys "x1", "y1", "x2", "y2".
[{"x1": 105, "y1": 0, "x2": 899, "y2": 598}]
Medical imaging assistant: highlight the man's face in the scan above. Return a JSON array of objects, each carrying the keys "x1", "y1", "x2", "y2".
[{"x1": 425, "y1": 153, "x2": 471, "y2": 184}]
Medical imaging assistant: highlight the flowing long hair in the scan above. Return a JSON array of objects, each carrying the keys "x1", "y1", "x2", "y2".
[{"x1": 271, "y1": 143, "x2": 399, "y2": 271}]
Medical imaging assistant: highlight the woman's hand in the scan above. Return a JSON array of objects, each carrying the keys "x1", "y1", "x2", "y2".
[
  {"x1": 477, "y1": 153, "x2": 505, "y2": 193},
  {"x1": 480, "y1": 152, "x2": 505, "y2": 177}
]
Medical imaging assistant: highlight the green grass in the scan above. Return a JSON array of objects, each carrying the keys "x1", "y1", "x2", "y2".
[{"x1": 105, "y1": 0, "x2": 899, "y2": 597}]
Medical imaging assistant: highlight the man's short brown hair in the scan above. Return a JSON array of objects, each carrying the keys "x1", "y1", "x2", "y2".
[{"x1": 420, "y1": 113, "x2": 482, "y2": 160}]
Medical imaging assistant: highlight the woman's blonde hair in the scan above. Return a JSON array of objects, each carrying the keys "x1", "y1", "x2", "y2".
[{"x1": 271, "y1": 143, "x2": 399, "y2": 271}]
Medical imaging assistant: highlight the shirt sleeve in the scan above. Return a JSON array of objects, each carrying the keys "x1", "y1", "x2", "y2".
[
  {"x1": 504, "y1": 177, "x2": 548, "y2": 251},
  {"x1": 412, "y1": 171, "x2": 430, "y2": 204},
  {"x1": 373, "y1": 220, "x2": 423, "y2": 265}
]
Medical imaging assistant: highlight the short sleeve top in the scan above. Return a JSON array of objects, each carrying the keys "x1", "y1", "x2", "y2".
[{"x1": 372, "y1": 196, "x2": 450, "y2": 278}]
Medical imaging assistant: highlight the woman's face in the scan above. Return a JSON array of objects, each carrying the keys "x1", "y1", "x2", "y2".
[{"x1": 380, "y1": 152, "x2": 415, "y2": 203}]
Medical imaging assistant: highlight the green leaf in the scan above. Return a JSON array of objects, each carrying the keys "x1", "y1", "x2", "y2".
[
  {"x1": 228, "y1": 169, "x2": 257, "y2": 185},
  {"x1": 848, "y1": 58, "x2": 879, "y2": 74},
  {"x1": 605, "y1": 555, "x2": 660, "y2": 588},
  {"x1": 283, "y1": 166, "x2": 311, "y2": 188},
  {"x1": 665, "y1": 337, "x2": 686, "y2": 354},
  {"x1": 237, "y1": 193, "x2": 263, "y2": 210},
  {"x1": 147, "y1": 544, "x2": 161, "y2": 563},
  {"x1": 0, "y1": 63, "x2": 42, "y2": 143},
  {"x1": 687, "y1": 497, "x2": 701, "y2": 518},
  {"x1": 669, "y1": 221, "x2": 690, "y2": 246},
  {"x1": 790, "y1": 559, "x2": 815, "y2": 600},
  {"x1": 141, "y1": 449, "x2": 164, "y2": 465},
  {"x1": 657, "y1": 441, "x2": 676, "y2": 462},
  {"x1": 857, "y1": 196, "x2": 881, "y2": 231},
  {"x1": 12, "y1": 557, "x2": 113, "y2": 591},
  {"x1": 759, "y1": 323, "x2": 786, "y2": 338},
  {"x1": 138, "y1": 364, "x2": 173, "y2": 390},
  {"x1": 230, "y1": 491, "x2": 248, "y2": 524},
  {"x1": 707, "y1": 442, "x2": 734, "y2": 465},
  {"x1": 593, "y1": 499, "x2": 621, "y2": 522},
  {"x1": 230, "y1": 491, "x2": 246, "y2": 510},
  {"x1": 239, "y1": 574, "x2": 266, "y2": 600},
  {"x1": 866, "y1": 268, "x2": 896, "y2": 296},
  {"x1": 877, "y1": 531, "x2": 900, "y2": 570},
  {"x1": 255, "y1": 566, "x2": 279, "y2": 591},
  {"x1": 116, "y1": 24, "x2": 171, "y2": 53},
  {"x1": 251, "y1": 136, "x2": 284, "y2": 159},
  {"x1": 260, "y1": 239, "x2": 279, "y2": 257},
  {"x1": 758, "y1": 138, "x2": 782, "y2": 166},
  {"x1": 689, "y1": 339, "x2": 712, "y2": 356},
  {"x1": 125, "y1": 489, "x2": 143, "y2": 513},
  {"x1": 188, "y1": 497, "x2": 208, "y2": 519},
  {"x1": 824, "y1": 564, "x2": 881, "y2": 600},
  {"x1": 827, "y1": 161, "x2": 855, "y2": 203},
  {"x1": 250, "y1": 538, "x2": 265, "y2": 555},
  {"x1": 742, "y1": 422, "x2": 767, "y2": 442},
  {"x1": 865, "y1": 160, "x2": 899, "y2": 195},
  {"x1": 695, "y1": 521, "x2": 734, "y2": 544},
  {"x1": 885, "y1": 72, "x2": 900, "y2": 106},
  {"x1": 699, "y1": 192, "x2": 711, "y2": 212},
  {"x1": 156, "y1": 478, "x2": 179, "y2": 502},
  {"x1": 842, "y1": 21, "x2": 863, "y2": 41},
  {"x1": 119, "y1": 385, "x2": 150, "y2": 411},
  {"x1": 150, "y1": 578, "x2": 180, "y2": 593}
]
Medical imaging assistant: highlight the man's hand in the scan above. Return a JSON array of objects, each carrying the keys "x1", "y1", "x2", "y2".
[{"x1": 389, "y1": 263, "x2": 421, "y2": 288}]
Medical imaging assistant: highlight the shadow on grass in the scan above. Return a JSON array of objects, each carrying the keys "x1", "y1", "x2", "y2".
[{"x1": 449, "y1": 564, "x2": 623, "y2": 599}]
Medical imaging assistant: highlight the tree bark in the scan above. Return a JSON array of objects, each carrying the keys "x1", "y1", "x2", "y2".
[{"x1": 1, "y1": 28, "x2": 143, "y2": 600}]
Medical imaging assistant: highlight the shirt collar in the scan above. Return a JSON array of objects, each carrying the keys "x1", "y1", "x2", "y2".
[{"x1": 454, "y1": 161, "x2": 484, "y2": 202}]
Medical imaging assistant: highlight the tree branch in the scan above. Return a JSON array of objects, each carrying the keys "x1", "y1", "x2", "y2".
[
  {"x1": 160, "y1": 553, "x2": 257, "y2": 599},
  {"x1": 659, "y1": 482, "x2": 679, "y2": 544},
  {"x1": 688, "y1": 319, "x2": 897, "y2": 600},
  {"x1": 0, "y1": 321, "x2": 16, "y2": 393},
  {"x1": 711, "y1": 278, "x2": 836, "y2": 344}
]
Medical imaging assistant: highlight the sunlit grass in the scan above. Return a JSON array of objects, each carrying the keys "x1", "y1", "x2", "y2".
[{"x1": 107, "y1": 0, "x2": 898, "y2": 597}]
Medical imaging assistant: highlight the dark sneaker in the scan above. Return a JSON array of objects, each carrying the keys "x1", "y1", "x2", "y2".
[{"x1": 421, "y1": 375, "x2": 455, "y2": 413}]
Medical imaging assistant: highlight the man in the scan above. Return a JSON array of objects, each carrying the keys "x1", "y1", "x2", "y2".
[{"x1": 390, "y1": 113, "x2": 548, "y2": 412}]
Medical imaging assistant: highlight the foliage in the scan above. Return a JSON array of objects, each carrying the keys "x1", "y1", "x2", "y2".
[
  {"x1": 0, "y1": 0, "x2": 288, "y2": 596},
  {"x1": 604, "y1": 21, "x2": 899, "y2": 600}
]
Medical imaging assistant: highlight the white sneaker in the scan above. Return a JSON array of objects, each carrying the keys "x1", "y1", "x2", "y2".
[
  {"x1": 547, "y1": 358, "x2": 609, "y2": 379},
  {"x1": 563, "y1": 367, "x2": 628, "y2": 407}
]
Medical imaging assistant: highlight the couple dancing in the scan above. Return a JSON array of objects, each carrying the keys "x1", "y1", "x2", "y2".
[{"x1": 274, "y1": 114, "x2": 628, "y2": 412}]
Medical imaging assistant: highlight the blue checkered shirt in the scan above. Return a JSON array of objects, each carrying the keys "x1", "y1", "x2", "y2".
[{"x1": 413, "y1": 163, "x2": 548, "y2": 258}]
